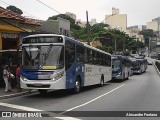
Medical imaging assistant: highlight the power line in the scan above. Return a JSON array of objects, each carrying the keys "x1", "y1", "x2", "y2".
[
  {"x1": 90, "y1": 14, "x2": 116, "y2": 32},
  {"x1": 0, "y1": 0, "x2": 45, "y2": 20},
  {"x1": 0, "y1": 0, "x2": 61, "y2": 33},
  {"x1": 36, "y1": 0, "x2": 61, "y2": 14}
]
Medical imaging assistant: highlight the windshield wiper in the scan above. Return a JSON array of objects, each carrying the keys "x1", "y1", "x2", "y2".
[
  {"x1": 29, "y1": 44, "x2": 32, "y2": 60},
  {"x1": 45, "y1": 44, "x2": 53, "y2": 61}
]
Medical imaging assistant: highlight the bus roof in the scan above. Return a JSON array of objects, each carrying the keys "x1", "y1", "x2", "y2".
[
  {"x1": 22, "y1": 34, "x2": 63, "y2": 39},
  {"x1": 0, "y1": 49, "x2": 19, "y2": 53}
]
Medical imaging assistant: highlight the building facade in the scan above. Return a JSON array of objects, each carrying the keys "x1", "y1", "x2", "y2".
[
  {"x1": 147, "y1": 21, "x2": 159, "y2": 31},
  {"x1": 147, "y1": 17, "x2": 160, "y2": 32},
  {"x1": 0, "y1": 7, "x2": 41, "y2": 50},
  {"x1": 38, "y1": 17, "x2": 70, "y2": 36},
  {"x1": 105, "y1": 7, "x2": 127, "y2": 32},
  {"x1": 0, "y1": 6, "x2": 41, "y2": 87}
]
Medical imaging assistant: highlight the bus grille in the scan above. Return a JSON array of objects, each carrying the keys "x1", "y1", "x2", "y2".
[{"x1": 27, "y1": 84, "x2": 50, "y2": 88}]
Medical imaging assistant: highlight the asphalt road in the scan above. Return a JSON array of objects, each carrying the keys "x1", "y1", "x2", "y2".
[{"x1": 0, "y1": 64, "x2": 160, "y2": 120}]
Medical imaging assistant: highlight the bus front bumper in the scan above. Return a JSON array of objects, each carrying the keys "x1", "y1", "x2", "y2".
[
  {"x1": 112, "y1": 74, "x2": 123, "y2": 80},
  {"x1": 20, "y1": 77, "x2": 66, "y2": 90}
]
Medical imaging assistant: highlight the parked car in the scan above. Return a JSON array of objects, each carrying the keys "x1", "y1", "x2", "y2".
[{"x1": 147, "y1": 60, "x2": 153, "y2": 65}]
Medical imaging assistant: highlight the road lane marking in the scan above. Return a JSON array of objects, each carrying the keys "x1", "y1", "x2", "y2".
[
  {"x1": 0, "y1": 102, "x2": 81, "y2": 120},
  {"x1": 60, "y1": 84, "x2": 125, "y2": 115},
  {"x1": 0, "y1": 84, "x2": 125, "y2": 119},
  {"x1": 55, "y1": 117, "x2": 81, "y2": 120},
  {"x1": 0, "y1": 102, "x2": 43, "y2": 111}
]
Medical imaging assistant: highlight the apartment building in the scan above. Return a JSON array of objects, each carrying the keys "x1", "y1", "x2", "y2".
[
  {"x1": 105, "y1": 7, "x2": 127, "y2": 32},
  {"x1": 147, "y1": 17, "x2": 160, "y2": 32},
  {"x1": 147, "y1": 21, "x2": 159, "y2": 31}
]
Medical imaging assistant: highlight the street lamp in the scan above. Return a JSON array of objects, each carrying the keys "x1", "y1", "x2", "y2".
[
  {"x1": 91, "y1": 37, "x2": 106, "y2": 47},
  {"x1": 114, "y1": 35, "x2": 117, "y2": 54},
  {"x1": 86, "y1": 11, "x2": 90, "y2": 45}
]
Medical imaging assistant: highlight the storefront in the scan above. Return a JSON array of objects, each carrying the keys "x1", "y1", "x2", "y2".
[
  {"x1": 0, "y1": 6, "x2": 41, "y2": 88},
  {"x1": 0, "y1": 25, "x2": 23, "y2": 87}
]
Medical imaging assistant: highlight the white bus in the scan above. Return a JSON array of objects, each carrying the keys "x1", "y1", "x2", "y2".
[{"x1": 20, "y1": 34, "x2": 112, "y2": 95}]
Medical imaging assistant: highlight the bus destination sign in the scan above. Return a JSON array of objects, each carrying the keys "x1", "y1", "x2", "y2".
[{"x1": 23, "y1": 36, "x2": 63, "y2": 44}]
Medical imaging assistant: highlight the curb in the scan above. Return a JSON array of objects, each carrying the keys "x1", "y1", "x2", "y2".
[
  {"x1": 154, "y1": 61, "x2": 160, "y2": 75},
  {"x1": 0, "y1": 90, "x2": 37, "y2": 100}
]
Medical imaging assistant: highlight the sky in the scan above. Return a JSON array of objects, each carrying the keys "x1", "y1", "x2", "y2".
[{"x1": 0, "y1": 0, "x2": 160, "y2": 27}]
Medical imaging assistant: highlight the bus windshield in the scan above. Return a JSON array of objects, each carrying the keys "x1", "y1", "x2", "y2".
[
  {"x1": 22, "y1": 45, "x2": 64, "y2": 69},
  {"x1": 112, "y1": 59, "x2": 121, "y2": 72}
]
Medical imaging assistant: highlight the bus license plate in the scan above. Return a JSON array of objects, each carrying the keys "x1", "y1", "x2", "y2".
[{"x1": 34, "y1": 83, "x2": 42, "y2": 87}]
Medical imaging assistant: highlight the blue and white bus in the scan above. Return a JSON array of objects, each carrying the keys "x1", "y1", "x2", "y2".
[
  {"x1": 131, "y1": 58, "x2": 147, "y2": 74},
  {"x1": 20, "y1": 34, "x2": 112, "y2": 94},
  {"x1": 112, "y1": 55, "x2": 131, "y2": 80}
]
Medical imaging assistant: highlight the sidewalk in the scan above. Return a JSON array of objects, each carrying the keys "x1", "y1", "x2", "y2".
[{"x1": 0, "y1": 87, "x2": 37, "y2": 100}]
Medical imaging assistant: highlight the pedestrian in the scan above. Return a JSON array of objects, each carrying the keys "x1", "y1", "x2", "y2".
[
  {"x1": 16, "y1": 64, "x2": 21, "y2": 92},
  {"x1": 3, "y1": 65, "x2": 12, "y2": 92}
]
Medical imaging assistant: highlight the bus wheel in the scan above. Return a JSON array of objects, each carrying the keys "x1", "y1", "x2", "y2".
[
  {"x1": 38, "y1": 89, "x2": 47, "y2": 95},
  {"x1": 126, "y1": 73, "x2": 129, "y2": 80},
  {"x1": 123, "y1": 73, "x2": 125, "y2": 80},
  {"x1": 74, "y1": 77, "x2": 81, "y2": 94},
  {"x1": 99, "y1": 76, "x2": 104, "y2": 87}
]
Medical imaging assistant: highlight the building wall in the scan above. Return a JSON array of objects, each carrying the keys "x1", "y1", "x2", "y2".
[
  {"x1": 90, "y1": 18, "x2": 97, "y2": 26},
  {"x1": 112, "y1": 7, "x2": 119, "y2": 14},
  {"x1": 105, "y1": 8, "x2": 127, "y2": 32},
  {"x1": 127, "y1": 25, "x2": 146, "y2": 31},
  {"x1": 39, "y1": 20, "x2": 59, "y2": 33},
  {"x1": 147, "y1": 21, "x2": 158, "y2": 31},
  {"x1": 39, "y1": 17, "x2": 70, "y2": 36},
  {"x1": 0, "y1": 24, "x2": 23, "y2": 50},
  {"x1": 58, "y1": 17, "x2": 70, "y2": 36}
]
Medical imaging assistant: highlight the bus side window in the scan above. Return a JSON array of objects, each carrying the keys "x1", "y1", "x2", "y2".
[
  {"x1": 76, "y1": 45, "x2": 84, "y2": 63},
  {"x1": 88, "y1": 50, "x2": 93, "y2": 64},
  {"x1": 65, "y1": 40, "x2": 75, "y2": 71},
  {"x1": 84, "y1": 48, "x2": 88, "y2": 63}
]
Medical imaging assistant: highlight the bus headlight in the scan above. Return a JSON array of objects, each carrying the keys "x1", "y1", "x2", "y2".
[
  {"x1": 21, "y1": 76, "x2": 28, "y2": 81},
  {"x1": 118, "y1": 72, "x2": 122, "y2": 75},
  {"x1": 51, "y1": 70, "x2": 64, "y2": 81}
]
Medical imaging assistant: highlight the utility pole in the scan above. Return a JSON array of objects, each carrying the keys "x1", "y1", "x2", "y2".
[
  {"x1": 114, "y1": 35, "x2": 117, "y2": 54},
  {"x1": 86, "y1": 11, "x2": 90, "y2": 45}
]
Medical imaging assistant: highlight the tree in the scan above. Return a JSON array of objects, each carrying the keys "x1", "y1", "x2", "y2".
[
  {"x1": 6, "y1": 5, "x2": 23, "y2": 15},
  {"x1": 48, "y1": 14, "x2": 81, "y2": 31},
  {"x1": 139, "y1": 29, "x2": 157, "y2": 38},
  {"x1": 98, "y1": 46, "x2": 113, "y2": 54}
]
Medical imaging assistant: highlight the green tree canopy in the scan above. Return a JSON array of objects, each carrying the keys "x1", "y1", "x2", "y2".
[
  {"x1": 48, "y1": 14, "x2": 81, "y2": 30},
  {"x1": 6, "y1": 5, "x2": 23, "y2": 15},
  {"x1": 139, "y1": 29, "x2": 157, "y2": 38}
]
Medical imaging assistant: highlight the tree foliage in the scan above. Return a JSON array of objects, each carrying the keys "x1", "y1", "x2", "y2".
[
  {"x1": 47, "y1": 13, "x2": 146, "y2": 54},
  {"x1": 6, "y1": 5, "x2": 23, "y2": 15},
  {"x1": 98, "y1": 46, "x2": 113, "y2": 54},
  {"x1": 139, "y1": 29, "x2": 157, "y2": 38},
  {"x1": 48, "y1": 14, "x2": 81, "y2": 30}
]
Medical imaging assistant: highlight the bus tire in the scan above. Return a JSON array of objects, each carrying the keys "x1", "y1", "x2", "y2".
[
  {"x1": 99, "y1": 75, "x2": 104, "y2": 87},
  {"x1": 122, "y1": 73, "x2": 125, "y2": 80},
  {"x1": 74, "y1": 77, "x2": 81, "y2": 94},
  {"x1": 38, "y1": 89, "x2": 47, "y2": 95},
  {"x1": 126, "y1": 72, "x2": 129, "y2": 80}
]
